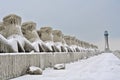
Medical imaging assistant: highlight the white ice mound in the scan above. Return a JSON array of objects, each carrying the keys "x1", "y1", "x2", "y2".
[
  {"x1": 54, "y1": 64, "x2": 65, "y2": 70},
  {"x1": 27, "y1": 66, "x2": 43, "y2": 75}
]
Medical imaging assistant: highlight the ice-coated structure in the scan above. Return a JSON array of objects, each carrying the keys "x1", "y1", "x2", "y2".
[
  {"x1": 0, "y1": 14, "x2": 98, "y2": 53},
  {"x1": 52, "y1": 30, "x2": 67, "y2": 52},
  {"x1": 37, "y1": 27, "x2": 60, "y2": 52},
  {"x1": 0, "y1": 14, "x2": 36, "y2": 52},
  {"x1": 64, "y1": 36, "x2": 82, "y2": 52},
  {"x1": 63, "y1": 35, "x2": 74, "y2": 52},
  {"x1": 21, "y1": 21, "x2": 51, "y2": 52},
  {"x1": 0, "y1": 22, "x2": 15, "y2": 52}
]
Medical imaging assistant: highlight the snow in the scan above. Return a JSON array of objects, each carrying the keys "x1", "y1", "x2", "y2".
[
  {"x1": 45, "y1": 41, "x2": 55, "y2": 51},
  {"x1": 28, "y1": 66, "x2": 42, "y2": 72},
  {"x1": 31, "y1": 41, "x2": 40, "y2": 52},
  {"x1": 11, "y1": 53, "x2": 120, "y2": 80},
  {"x1": 31, "y1": 40, "x2": 44, "y2": 52},
  {"x1": 70, "y1": 45, "x2": 77, "y2": 52},
  {"x1": 54, "y1": 42, "x2": 63, "y2": 52},
  {"x1": 54, "y1": 64, "x2": 65, "y2": 70}
]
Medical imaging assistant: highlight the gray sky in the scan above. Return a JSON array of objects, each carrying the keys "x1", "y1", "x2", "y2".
[{"x1": 0, "y1": 0, "x2": 120, "y2": 50}]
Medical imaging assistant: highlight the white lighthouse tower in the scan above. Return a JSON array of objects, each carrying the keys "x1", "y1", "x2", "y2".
[{"x1": 104, "y1": 30, "x2": 110, "y2": 52}]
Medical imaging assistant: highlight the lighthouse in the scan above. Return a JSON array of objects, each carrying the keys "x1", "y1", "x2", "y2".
[{"x1": 104, "y1": 30, "x2": 110, "y2": 52}]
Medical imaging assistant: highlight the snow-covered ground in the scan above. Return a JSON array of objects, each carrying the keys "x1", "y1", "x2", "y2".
[{"x1": 11, "y1": 53, "x2": 120, "y2": 80}]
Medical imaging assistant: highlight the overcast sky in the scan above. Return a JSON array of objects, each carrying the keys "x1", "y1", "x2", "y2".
[{"x1": 0, "y1": 0, "x2": 120, "y2": 50}]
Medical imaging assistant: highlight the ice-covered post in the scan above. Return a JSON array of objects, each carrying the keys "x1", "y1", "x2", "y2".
[
  {"x1": 21, "y1": 22, "x2": 51, "y2": 52},
  {"x1": 2, "y1": 14, "x2": 36, "y2": 52},
  {"x1": 64, "y1": 35, "x2": 71, "y2": 46},
  {"x1": 38, "y1": 27, "x2": 53, "y2": 42},
  {"x1": 52, "y1": 30, "x2": 66, "y2": 52},
  {"x1": 70, "y1": 36, "x2": 76, "y2": 46},
  {"x1": 78, "y1": 40, "x2": 82, "y2": 47},
  {"x1": 62, "y1": 34, "x2": 66, "y2": 45},
  {"x1": 3, "y1": 14, "x2": 23, "y2": 38},
  {"x1": 52, "y1": 30, "x2": 62, "y2": 43},
  {"x1": 38, "y1": 27, "x2": 59, "y2": 52},
  {"x1": 21, "y1": 21, "x2": 39, "y2": 42},
  {"x1": 64, "y1": 35, "x2": 74, "y2": 52},
  {"x1": 70, "y1": 36, "x2": 77, "y2": 52},
  {"x1": 75, "y1": 39, "x2": 81, "y2": 52}
]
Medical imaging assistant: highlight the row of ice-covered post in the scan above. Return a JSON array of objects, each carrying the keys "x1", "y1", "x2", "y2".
[{"x1": 0, "y1": 14, "x2": 98, "y2": 53}]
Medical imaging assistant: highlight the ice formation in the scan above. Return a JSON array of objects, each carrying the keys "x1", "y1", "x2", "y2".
[
  {"x1": 21, "y1": 21, "x2": 51, "y2": 52},
  {"x1": 0, "y1": 14, "x2": 36, "y2": 52},
  {"x1": 52, "y1": 30, "x2": 67, "y2": 52},
  {"x1": 0, "y1": 14, "x2": 98, "y2": 53},
  {"x1": 38, "y1": 27, "x2": 60, "y2": 52}
]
